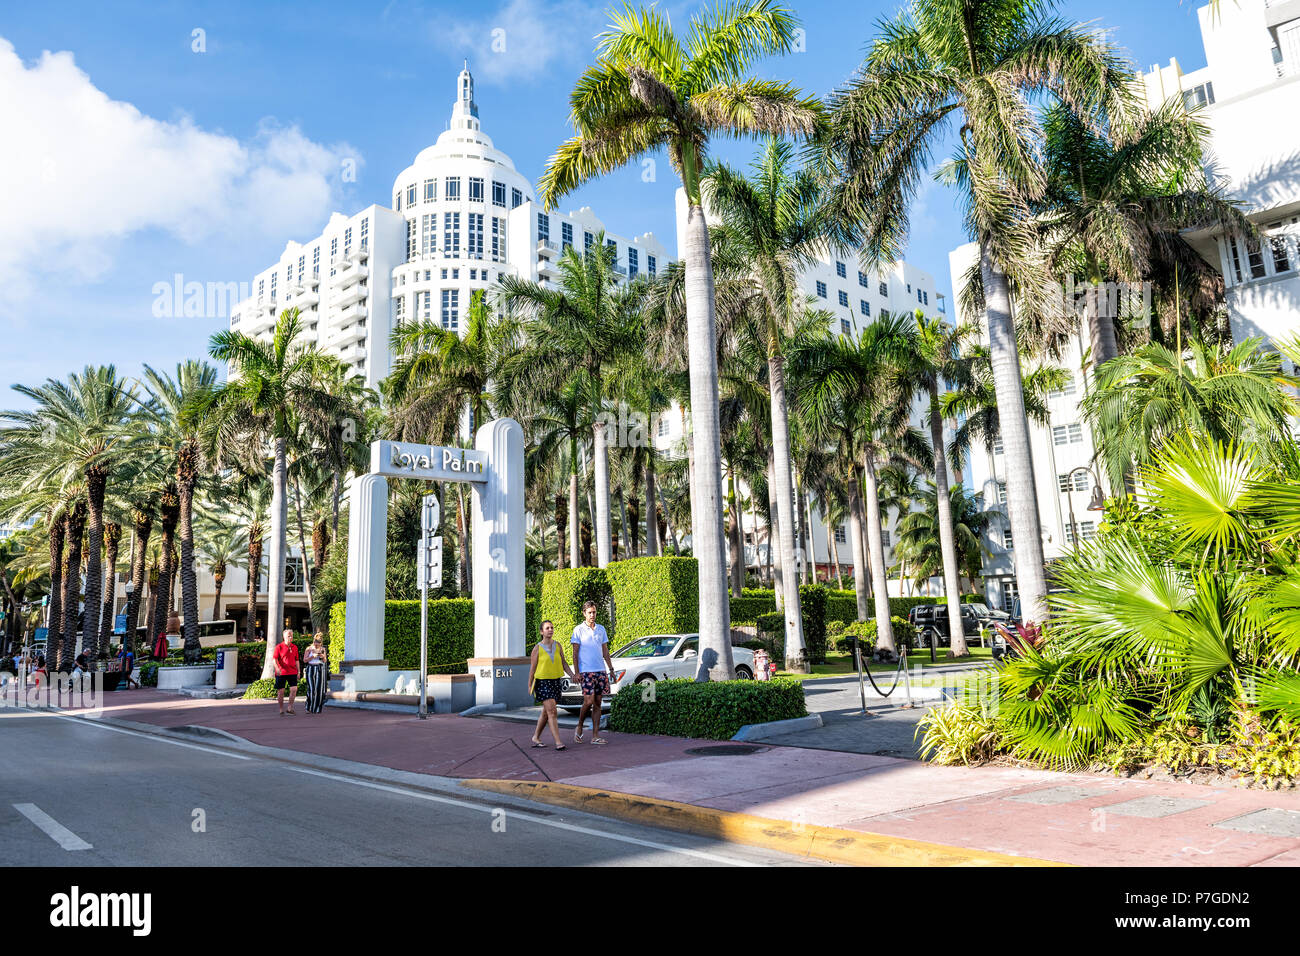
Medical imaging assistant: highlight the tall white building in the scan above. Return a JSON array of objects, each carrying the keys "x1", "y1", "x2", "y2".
[
  {"x1": 957, "y1": 0, "x2": 1300, "y2": 611},
  {"x1": 662, "y1": 188, "x2": 951, "y2": 590},
  {"x1": 228, "y1": 64, "x2": 670, "y2": 393}
]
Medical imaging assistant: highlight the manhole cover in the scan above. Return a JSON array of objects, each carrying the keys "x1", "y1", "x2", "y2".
[{"x1": 683, "y1": 744, "x2": 767, "y2": 756}]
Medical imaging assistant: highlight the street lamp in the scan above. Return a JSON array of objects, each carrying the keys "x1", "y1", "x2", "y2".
[{"x1": 1065, "y1": 465, "x2": 1105, "y2": 555}]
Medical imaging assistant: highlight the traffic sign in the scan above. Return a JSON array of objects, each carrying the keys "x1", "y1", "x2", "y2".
[
  {"x1": 421, "y1": 494, "x2": 440, "y2": 534},
  {"x1": 417, "y1": 535, "x2": 443, "y2": 590}
]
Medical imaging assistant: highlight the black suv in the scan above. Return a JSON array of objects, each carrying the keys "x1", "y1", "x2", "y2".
[{"x1": 908, "y1": 602, "x2": 1014, "y2": 647}]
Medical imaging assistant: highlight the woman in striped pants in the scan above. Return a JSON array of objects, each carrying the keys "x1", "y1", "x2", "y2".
[{"x1": 303, "y1": 633, "x2": 328, "y2": 714}]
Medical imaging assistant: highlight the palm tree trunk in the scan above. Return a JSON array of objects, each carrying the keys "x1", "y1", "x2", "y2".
[
  {"x1": 152, "y1": 497, "x2": 178, "y2": 654},
  {"x1": 681, "y1": 404, "x2": 698, "y2": 546},
  {"x1": 768, "y1": 357, "x2": 804, "y2": 669},
  {"x1": 83, "y1": 472, "x2": 106, "y2": 662},
  {"x1": 848, "y1": 473, "x2": 870, "y2": 623},
  {"x1": 456, "y1": 486, "x2": 471, "y2": 593},
  {"x1": 803, "y1": 486, "x2": 817, "y2": 586},
  {"x1": 930, "y1": 390, "x2": 968, "y2": 656},
  {"x1": 245, "y1": 532, "x2": 263, "y2": 643},
  {"x1": 728, "y1": 467, "x2": 744, "y2": 597},
  {"x1": 861, "y1": 454, "x2": 896, "y2": 654},
  {"x1": 212, "y1": 569, "x2": 225, "y2": 621},
  {"x1": 47, "y1": 512, "x2": 65, "y2": 665},
  {"x1": 98, "y1": 522, "x2": 121, "y2": 658},
  {"x1": 554, "y1": 493, "x2": 567, "y2": 570},
  {"x1": 123, "y1": 511, "x2": 150, "y2": 654},
  {"x1": 593, "y1": 420, "x2": 611, "y2": 567},
  {"x1": 645, "y1": 442, "x2": 659, "y2": 557},
  {"x1": 657, "y1": 484, "x2": 679, "y2": 554},
  {"x1": 331, "y1": 469, "x2": 342, "y2": 545},
  {"x1": 291, "y1": 474, "x2": 315, "y2": 631},
  {"x1": 767, "y1": 453, "x2": 783, "y2": 612},
  {"x1": 145, "y1": 563, "x2": 159, "y2": 651},
  {"x1": 61, "y1": 502, "x2": 86, "y2": 668},
  {"x1": 568, "y1": 460, "x2": 580, "y2": 570},
  {"x1": 980, "y1": 240, "x2": 1048, "y2": 625},
  {"x1": 264, "y1": 436, "x2": 289, "y2": 678},
  {"x1": 179, "y1": 472, "x2": 201, "y2": 664},
  {"x1": 1086, "y1": 275, "x2": 1119, "y2": 376},
  {"x1": 828, "y1": 519, "x2": 843, "y2": 590},
  {"x1": 626, "y1": 493, "x2": 640, "y2": 558}
]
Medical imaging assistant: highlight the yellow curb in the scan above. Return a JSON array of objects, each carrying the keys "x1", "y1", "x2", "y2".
[{"x1": 460, "y1": 779, "x2": 1069, "y2": 867}]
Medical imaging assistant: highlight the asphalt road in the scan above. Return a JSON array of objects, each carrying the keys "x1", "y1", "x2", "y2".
[{"x1": 0, "y1": 711, "x2": 812, "y2": 867}]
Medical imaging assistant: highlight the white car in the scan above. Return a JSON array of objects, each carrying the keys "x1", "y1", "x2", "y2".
[{"x1": 559, "y1": 634, "x2": 755, "y2": 705}]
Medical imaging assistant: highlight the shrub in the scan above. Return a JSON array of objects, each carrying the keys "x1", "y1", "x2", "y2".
[
  {"x1": 326, "y1": 599, "x2": 474, "y2": 674},
  {"x1": 138, "y1": 662, "x2": 159, "y2": 688},
  {"x1": 730, "y1": 592, "x2": 776, "y2": 625},
  {"x1": 539, "y1": 568, "x2": 612, "y2": 658},
  {"x1": 799, "y1": 584, "x2": 827, "y2": 663},
  {"x1": 608, "y1": 677, "x2": 806, "y2": 740},
  {"x1": 835, "y1": 620, "x2": 877, "y2": 655},
  {"x1": 242, "y1": 676, "x2": 307, "y2": 700},
  {"x1": 606, "y1": 557, "x2": 699, "y2": 647},
  {"x1": 917, "y1": 701, "x2": 1001, "y2": 765}
]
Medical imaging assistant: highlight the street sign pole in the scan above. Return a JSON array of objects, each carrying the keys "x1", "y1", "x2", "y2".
[{"x1": 418, "y1": 494, "x2": 441, "y2": 719}]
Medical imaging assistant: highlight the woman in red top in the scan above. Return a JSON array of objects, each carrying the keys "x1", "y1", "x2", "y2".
[{"x1": 272, "y1": 629, "x2": 300, "y2": 716}]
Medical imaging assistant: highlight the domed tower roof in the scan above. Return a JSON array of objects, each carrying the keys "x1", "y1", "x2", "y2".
[{"x1": 452, "y1": 59, "x2": 479, "y2": 130}]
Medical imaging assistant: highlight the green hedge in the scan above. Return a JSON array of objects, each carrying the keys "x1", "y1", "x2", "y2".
[
  {"x1": 608, "y1": 677, "x2": 807, "y2": 740},
  {"x1": 799, "y1": 584, "x2": 828, "y2": 664},
  {"x1": 242, "y1": 676, "x2": 307, "y2": 699},
  {"x1": 327, "y1": 599, "x2": 474, "y2": 674},
  {"x1": 539, "y1": 568, "x2": 612, "y2": 656},
  {"x1": 606, "y1": 557, "x2": 698, "y2": 644},
  {"x1": 729, "y1": 594, "x2": 776, "y2": 625}
]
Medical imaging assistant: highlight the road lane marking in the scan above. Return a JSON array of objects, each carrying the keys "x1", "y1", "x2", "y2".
[
  {"x1": 284, "y1": 766, "x2": 761, "y2": 866},
  {"x1": 40, "y1": 713, "x2": 251, "y2": 759},
  {"x1": 13, "y1": 803, "x2": 92, "y2": 851}
]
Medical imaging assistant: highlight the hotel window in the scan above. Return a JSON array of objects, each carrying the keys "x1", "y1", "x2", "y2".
[
  {"x1": 1245, "y1": 237, "x2": 1266, "y2": 279},
  {"x1": 312, "y1": 246, "x2": 319, "y2": 275},
  {"x1": 1181, "y1": 82, "x2": 1215, "y2": 110},
  {"x1": 878, "y1": 281, "x2": 888, "y2": 297},
  {"x1": 561, "y1": 222, "x2": 573, "y2": 250},
  {"x1": 467, "y1": 213, "x2": 484, "y2": 259},
  {"x1": 511, "y1": 187, "x2": 523, "y2": 209},
  {"x1": 469, "y1": 177, "x2": 484, "y2": 202},
  {"x1": 1049, "y1": 376, "x2": 1077, "y2": 398},
  {"x1": 394, "y1": 295, "x2": 405, "y2": 324},
  {"x1": 993, "y1": 435, "x2": 1003, "y2": 455},
  {"x1": 918, "y1": 289, "x2": 927, "y2": 304},
  {"x1": 584, "y1": 231, "x2": 594, "y2": 256},
  {"x1": 1003, "y1": 528, "x2": 1014, "y2": 550},
  {"x1": 537, "y1": 213, "x2": 550, "y2": 240},
  {"x1": 420, "y1": 291, "x2": 432, "y2": 320},
  {"x1": 395, "y1": 192, "x2": 402, "y2": 211},
  {"x1": 421, "y1": 214, "x2": 436, "y2": 256},
  {"x1": 406, "y1": 218, "x2": 417, "y2": 260},
  {"x1": 443, "y1": 212, "x2": 461, "y2": 257},
  {"x1": 1002, "y1": 581, "x2": 1019, "y2": 613},
  {"x1": 628, "y1": 247, "x2": 638, "y2": 278},
  {"x1": 997, "y1": 481, "x2": 1007, "y2": 504},
  {"x1": 360, "y1": 217, "x2": 369, "y2": 251},
  {"x1": 648, "y1": 255, "x2": 657, "y2": 277},
  {"x1": 1270, "y1": 231, "x2": 1293, "y2": 273},
  {"x1": 257, "y1": 278, "x2": 264, "y2": 302},
  {"x1": 835, "y1": 525, "x2": 846, "y2": 544},
  {"x1": 270, "y1": 274, "x2": 277, "y2": 299},
  {"x1": 658, "y1": 417, "x2": 669, "y2": 437},
  {"x1": 835, "y1": 261, "x2": 847, "y2": 278},
  {"x1": 330, "y1": 238, "x2": 338, "y2": 272},
  {"x1": 297, "y1": 255, "x2": 305, "y2": 281},
  {"x1": 424, "y1": 179, "x2": 436, "y2": 201},
  {"x1": 838, "y1": 290, "x2": 849, "y2": 307},
  {"x1": 441, "y1": 289, "x2": 459, "y2": 330},
  {"x1": 1052, "y1": 423, "x2": 1084, "y2": 446},
  {"x1": 815, "y1": 281, "x2": 827, "y2": 298},
  {"x1": 491, "y1": 217, "x2": 504, "y2": 262},
  {"x1": 841, "y1": 318, "x2": 851, "y2": 335},
  {"x1": 444, "y1": 177, "x2": 460, "y2": 201},
  {"x1": 858, "y1": 271, "x2": 868, "y2": 288},
  {"x1": 881, "y1": 530, "x2": 891, "y2": 547},
  {"x1": 407, "y1": 184, "x2": 416, "y2": 207},
  {"x1": 606, "y1": 238, "x2": 617, "y2": 254},
  {"x1": 492, "y1": 180, "x2": 506, "y2": 207},
  {"x1": 1064, "y1": 521, "x2": 1097, "y2": 545},
  {"x1": 1058, "y1": 472, "x2": 1090, "y2": 493},
  {"x1": 344, "y1": 227, "x2": 352, "y2": 254},
  {"x1": 860, "y1": 300, "x2": 870, "y2": 317}
]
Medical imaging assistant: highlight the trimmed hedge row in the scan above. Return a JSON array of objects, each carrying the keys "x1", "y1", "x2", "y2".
[
  {"x1": 608, "y1": 677, "x2": 807, "y2": 740},
  {"x1": 539, "y1": 557, "x2": 699, "y2": 662}
]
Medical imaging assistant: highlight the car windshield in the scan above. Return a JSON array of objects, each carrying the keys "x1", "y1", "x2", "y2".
[{"x1": 615, "y1": 636, "x2": 679, "y2": 659}]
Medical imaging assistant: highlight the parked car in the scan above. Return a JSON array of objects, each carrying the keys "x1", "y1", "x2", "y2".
[
  {"x1": 907, "y1": 603, "x2": 1014, "y2": 647},
  {"x1": 558, "y1": 634, "x2": 755, "y2": 707}
]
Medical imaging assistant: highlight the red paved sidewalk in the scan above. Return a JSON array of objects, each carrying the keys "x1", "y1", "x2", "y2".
[{"x1": 59, "y1": 688, "x2": 1300, "y2": 866}]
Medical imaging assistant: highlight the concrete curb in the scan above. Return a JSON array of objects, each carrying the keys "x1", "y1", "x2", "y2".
[
  {"x1": 731, "y1": 713, "x2": 823, "y2": 741},
  {"x1": 459, "y1": 778, "x2": 1069, "y2": 867}
]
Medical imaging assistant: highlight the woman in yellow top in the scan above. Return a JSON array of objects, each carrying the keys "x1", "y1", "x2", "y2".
[{"x1": 528, "y1": 619, "x2": 576, "y2": 750}]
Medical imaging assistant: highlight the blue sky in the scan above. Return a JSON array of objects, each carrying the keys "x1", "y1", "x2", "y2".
[{"x1": 0, "y1": 0, "x2": 1210, "y2": 396}]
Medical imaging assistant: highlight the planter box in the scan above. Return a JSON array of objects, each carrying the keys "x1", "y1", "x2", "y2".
[{"x1": 157, "y1": 664, "x2": 216, "y2": 690}]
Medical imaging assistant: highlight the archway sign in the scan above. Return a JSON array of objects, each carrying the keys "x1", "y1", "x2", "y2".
[{"x1": 341, "y1": 418, "x2": 530, "y2": 709}]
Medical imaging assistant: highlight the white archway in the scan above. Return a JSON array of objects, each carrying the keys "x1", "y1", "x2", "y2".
[{"x1": 340, "y1": 418, "x2": 529, "y2": 707}]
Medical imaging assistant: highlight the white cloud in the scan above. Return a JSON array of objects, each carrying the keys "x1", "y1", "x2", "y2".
[
  {"x1": 0, "y1": 38, "x2": 360, "y2": 300},
  {"x1": 430, "y1": 0, "x2": 605, "y2": 84}
]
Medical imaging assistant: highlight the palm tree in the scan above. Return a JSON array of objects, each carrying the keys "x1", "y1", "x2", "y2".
[
  {"x1": 703, "y1": 137, "x2": 831, "y2": 668},
  {"x1": 540, "y1": 0, "x2": 819, "y2": 678},
  {"x1": 1083, "y1": 336, "x2": 1299, "y2": 488},
  {"x1": 196, "y1": 512, "x2": 248, "y2": 621},
  {"x1": 1037, "y1": 101, "x2": 1251, "y2": 369},
  {"x1": 901, "y1": 310, "x2": 979, "y2": 654},
  {"x1": 205, "y1": 308, "x2": 345, "y2": 676},
  {"x1": 897, "y1": 483, "x2": 1001, "y2": 595},
  {"x1": 497, "y1": 238, "x2": 639, "y2": 569},
  {"x1": 820, "y1": 0, "x2": 1131, "y2": 626}
]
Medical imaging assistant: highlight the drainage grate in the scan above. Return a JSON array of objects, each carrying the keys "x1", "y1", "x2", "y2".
[{"x1": 684, "y1": 744, "x2": 767, "y2": 756}]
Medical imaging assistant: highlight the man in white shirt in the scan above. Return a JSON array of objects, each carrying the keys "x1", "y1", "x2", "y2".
[{"x1": 570, "y1": 600, "x2": 614, "y2": 745}]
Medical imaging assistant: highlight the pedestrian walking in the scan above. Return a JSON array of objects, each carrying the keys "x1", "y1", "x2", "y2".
[
  {"x1": 570, "y1": 600, "x2": 615, "y2": 745},
  {"x1": 272, "y1": 629, "x2": 300, "y2": 716},
  {"x1": 528, "y1": 620, "x2": 575, "y2": 750},
  {"x1": 117, "y1": 644, "x2": 139, "y2": 690},
  {"x1": 302, "y1": 632, "x2": 328, "y2": 714}
]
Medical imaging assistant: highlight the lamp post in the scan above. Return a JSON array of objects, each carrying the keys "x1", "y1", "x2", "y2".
[{"x1": 1065, "y1": 466, "x2": 1106, "y2": 556}]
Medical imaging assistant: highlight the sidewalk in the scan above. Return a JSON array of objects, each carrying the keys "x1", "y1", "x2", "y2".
[{"x1": 52, "y1": 688, "x2": 1300, "y2": 866}]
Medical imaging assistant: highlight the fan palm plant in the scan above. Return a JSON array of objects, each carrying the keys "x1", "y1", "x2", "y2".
[
  {"x1": 819, "y1": 0, "x2": 1132, "y2": 626},
  {"x1": 897, "y1": 483, "x2": 1000, "y2": 595},
  {"x1": 540, "y1": 0, "x2": 820, "y2": 678}
]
